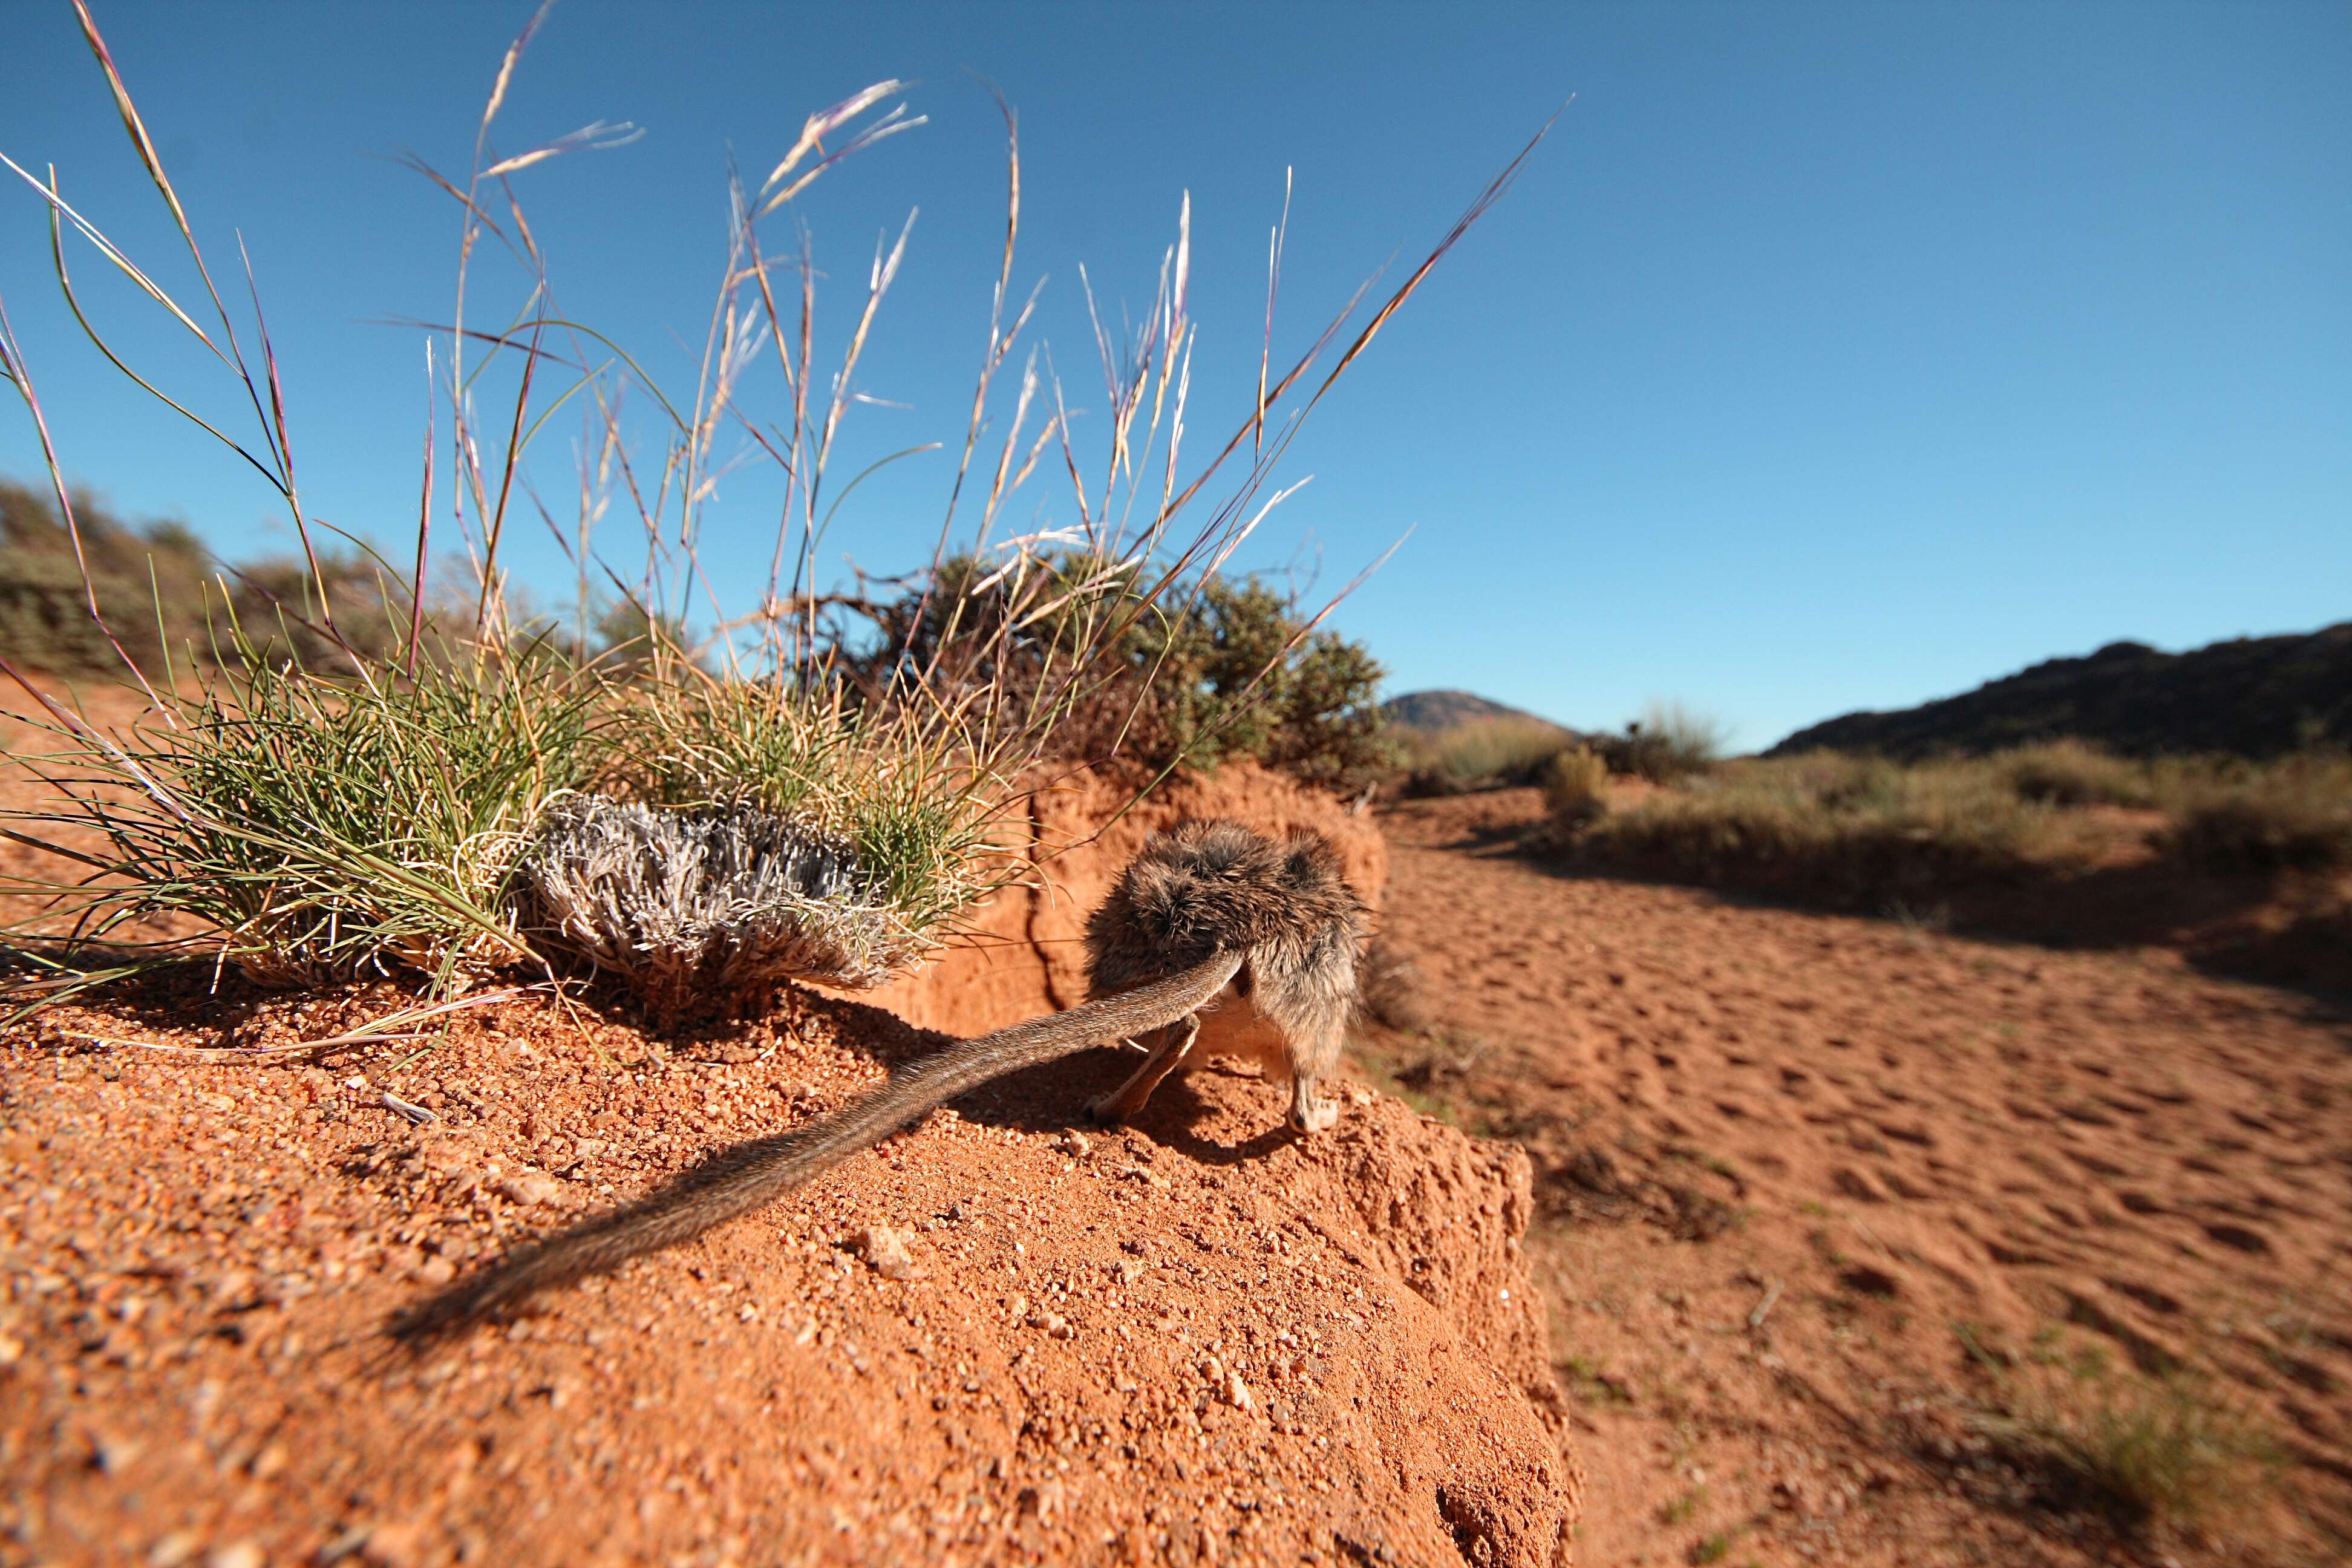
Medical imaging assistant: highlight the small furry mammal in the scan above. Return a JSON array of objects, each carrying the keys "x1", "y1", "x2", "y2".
[{"x1": 396, "y1": 818, "x2": 1365, "y2": 1335}]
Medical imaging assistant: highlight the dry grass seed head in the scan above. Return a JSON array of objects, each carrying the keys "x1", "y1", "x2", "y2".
[{"x1": 520, "y1": 793, "x2": 924, "y2": 1001}]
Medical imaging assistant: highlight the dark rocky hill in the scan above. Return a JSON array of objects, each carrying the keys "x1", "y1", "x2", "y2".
[
  {"x1": 1381, "y1": 689, "x2": 1569, "y2": 736},
  {"x1": 1768, "y1": 622, "x2": 2352, "y2": 760}
]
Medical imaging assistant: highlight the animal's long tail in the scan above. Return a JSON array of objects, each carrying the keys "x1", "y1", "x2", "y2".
[{"x1": 391, "y1": 950, "x2": 1242, "y2": 1338}]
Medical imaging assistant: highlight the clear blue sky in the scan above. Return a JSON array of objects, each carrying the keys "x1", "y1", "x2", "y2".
[{"x1": 5, "y1": 1, "x2": 2346, "y2": 749}]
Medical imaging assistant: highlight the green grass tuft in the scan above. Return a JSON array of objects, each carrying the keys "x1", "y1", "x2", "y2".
[
  {"x1": 1980, "y1": 1369, "x2": 2270, "y2": 1535},
  {"x1": 3, "y1": 628, "x2": 597, "y2": 995}
]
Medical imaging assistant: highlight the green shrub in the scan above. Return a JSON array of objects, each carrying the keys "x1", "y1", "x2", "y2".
[{"x1": 848, "y1": 557, "x2": 1401, "y2": 796}]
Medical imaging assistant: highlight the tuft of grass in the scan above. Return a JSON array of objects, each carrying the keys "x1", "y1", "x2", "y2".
[
  {"x1": 1548, "y1": 750, "x2": 2097, "y2": 899},
  {"x1": 615, "y1": 662, "x2": 1016, "y2": 955},
  {"x1": 1, "y1": 629, "x2": 597, "y2": 998},
  {"x1": 1540, "y1": 745, "x2": 1610, "y2": 828},
  {"x1": 1407, "y1": 714, "x2": 1573, "y2": 794},
  {"x1": 1979, "y1": 1370, "x2": 2269, "y2": 1535},
  {"x1": 1997, "y1": 739, "x2": 2159, "y2": 809},
  {"x1": 2159, "y1": 752, "x2": 2352, "y2": 872}
]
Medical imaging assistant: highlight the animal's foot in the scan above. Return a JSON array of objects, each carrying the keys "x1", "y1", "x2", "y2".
[{"x1": 1289, "y1": 1095, "x2": 1339, "y2": 1135}]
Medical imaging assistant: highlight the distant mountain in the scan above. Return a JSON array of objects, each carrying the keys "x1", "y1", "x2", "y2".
[
  {"x1": 1768, "y1": 623, "x2": 2352, "y2": 760},
  {"x1": 1381, "y1": 690, "x2": 1575, "y2": 737}
]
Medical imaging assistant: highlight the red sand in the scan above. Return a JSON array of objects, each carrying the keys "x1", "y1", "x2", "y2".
[
  {"x1": 6, "y1": 676, "x2": 2350, "y2": 1567},
  {"x1": 0, "y1": 732, "x2": 1575, "y2": 1568},
  {"x1": 1374, "y1": 788, "x2": 2351, "y2": 1567}
]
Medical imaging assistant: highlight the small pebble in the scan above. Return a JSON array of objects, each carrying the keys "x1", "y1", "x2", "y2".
[
  {"x1": 853, "y1": 1224, "x2": 925, "y2": 1281},
  {"x1": 495, "y1": 1172, "x2": 562, "y2": 1207},
  {"x1": 146, "y1": 1534, "x2": 200, "y2": 1568}
]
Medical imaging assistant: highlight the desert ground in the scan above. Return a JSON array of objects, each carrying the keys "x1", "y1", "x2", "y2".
[
  {"x1": 3, "y1": 680, "x2": 2348, "y2": 1567},
  {"x1": 1368, "y1": 786, "x2": 2350, "y2": 1567}
]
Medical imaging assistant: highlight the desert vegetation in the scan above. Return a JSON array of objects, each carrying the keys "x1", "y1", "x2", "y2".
[
  {"x1": 1399, "y1": 696, "x2": 1731, "y2": 796},
  {"x1": 1976, "y1": 1363, "x2": 2270, "y2": 1538},
  {"x1": 7, "y1": 12, "x2": 2347, "y2": 1568},
  {"x1": 0, "y1": 2, "x2": 1525, "y2": 1018},
  {"x1": 1537, "y1": 740, "x2": 2352, "y2": 900},
  {"x1": 1402, "y1": 712, "x2": 1576, "y2": 794}
]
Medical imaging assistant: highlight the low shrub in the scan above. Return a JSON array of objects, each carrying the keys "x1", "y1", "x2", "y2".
[
  {"x1": 1598, "y1": 699, "x2": 1729, "y2": 783},
  {"x1": 1540, "y1": 745, "x2": 1610, "y2": 828},
  {"x1": 519, "y1": 794, "x2": 925, "y2": 1005},
  {"x1": 2159, "y1": 753, "x2": 2352, "y2": 872},
  {"x1": 847, "y1": 558, "x2": 1402, "y2": 798},
  {"x1": 1998, "y1": 739, "x2": 2160, "y2": 808},
  {"x1": 1547, "y1": 751, "x2": 2097, "y2": 902},
  {"x1": 0, "y1": 479, "x2": 413, "y2": 676},
  {"x1": 1405, "y1": 714, "x2": 1572, "y2": 794}
]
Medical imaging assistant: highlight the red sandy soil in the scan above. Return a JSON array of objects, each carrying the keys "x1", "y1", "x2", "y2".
[
  {"x1": 7, "y1": 673, "x2": 2351, "y2": 1567},
  {"x1": 0, "y1": 704, "x2": 1577, "y2": 1568},
  {"x1": 1371, "y1": 788, "x2": 2352, "y2": 1568}
]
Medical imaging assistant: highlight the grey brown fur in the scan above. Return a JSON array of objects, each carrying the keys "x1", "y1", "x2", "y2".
[
  {"x1": 1083, "y1": 818, "x2": 1366, "y2": 1135},
  {"x1": 394, "y1": 818, "x2": 1367, "y2": 1336}
]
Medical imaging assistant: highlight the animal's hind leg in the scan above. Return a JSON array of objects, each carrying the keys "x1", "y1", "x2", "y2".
[
  {"x1": 1288, "y1": 1071, "x2": 1339, "y2": 1134},
  {"x1": 1089, "y1": 1014, "x2": 1200, "y2": 1125},
  {"x1": 1286, "y1": 1021, "x2": 1345, "y2": 1134}
]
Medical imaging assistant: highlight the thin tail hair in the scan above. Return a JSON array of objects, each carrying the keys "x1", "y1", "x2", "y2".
[{"x1": 391, "y1": 949, "x2": 1243, "y2": 1339}]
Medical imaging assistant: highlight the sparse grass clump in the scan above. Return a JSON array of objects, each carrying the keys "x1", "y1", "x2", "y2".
[
  {"x1": 2159, "y1": 752, "x2": 2352, "y2": 871},
  {"x1": 1546, "y1": 751, "x2": 2098, "y2": 901},
  {"x1": 1980, "y1": 1369, "x2": 2268, "y2": 1536},
  {"x1": 1540, "y1": 745, "x2": 1610, "y2": 828},
  {"x1": 3, "y1": 635, "x2": 597, "y2": 995},
  {"x1": 616, "y1": 665, "x2": 1014, "y2": 951},
  {"x1": 1998, "y1": 739, "x2": 2160, "y2": 808},
  {"x1": 1406, "y1": 715, "x2": 1573, "y2": 794}
]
